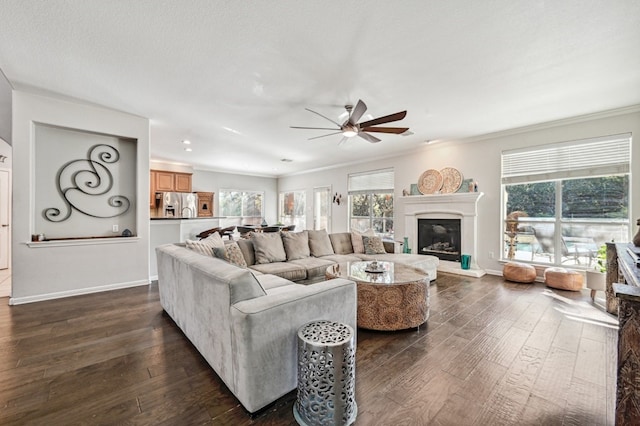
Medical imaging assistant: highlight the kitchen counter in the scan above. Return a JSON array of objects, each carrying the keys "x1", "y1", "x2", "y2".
[{"x1": 150, "y1": 216, "x2": 226, "y2": 220}]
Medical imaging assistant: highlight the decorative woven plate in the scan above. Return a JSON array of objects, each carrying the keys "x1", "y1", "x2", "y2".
[
  {"x1": 440, "y1": 167, "x2": 463, "y2": 193},
  {"x1": 417, "y1": 169, "x2": 443, "y2": 194}
]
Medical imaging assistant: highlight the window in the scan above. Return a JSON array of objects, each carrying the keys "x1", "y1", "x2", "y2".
[
  {"x1": 219, "y1": 190, "x2": 264, "y2": 226},
  {"x1": 348, "y1": 168, "x2": 394, "y2": 238},
  {"x1": 501, "y1": 134, "x2": 631, "y2": 266},
  {"x1": 279, "y1": 190, "x2": 306, "y2": 229}
]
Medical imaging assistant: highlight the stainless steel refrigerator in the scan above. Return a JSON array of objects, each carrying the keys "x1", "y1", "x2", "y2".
[{"x1": 155, "y1": 192, "x2": 198, "y2": 218}]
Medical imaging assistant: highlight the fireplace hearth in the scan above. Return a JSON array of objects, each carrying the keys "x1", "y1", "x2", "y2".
[{"x1": 418, "y1": 219, "x2": 461, "y2": 262}]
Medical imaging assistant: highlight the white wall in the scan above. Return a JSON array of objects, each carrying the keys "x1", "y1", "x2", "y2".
[
  {"x1": 278, "y1": 107, "x2": 640, "y2": 275},
  {"x1": 12, "y1": 91, "x2": 150, "y2": 304},
  {"x1": 0, "y1": 69, "x2": 11, "y2": 145},
  {"x1": 192, "y1": 169, "x2": 278, "y2": 224}
]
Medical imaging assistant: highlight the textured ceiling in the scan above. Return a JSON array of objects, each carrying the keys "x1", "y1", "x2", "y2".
[{"x1": 1, "y1": 1, "x2": 639, "y2": 176}]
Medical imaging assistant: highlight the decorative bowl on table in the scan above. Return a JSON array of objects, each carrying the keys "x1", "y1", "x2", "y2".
[{"x1": 365, "y1": 261, "x2": 384, "y2": 273}]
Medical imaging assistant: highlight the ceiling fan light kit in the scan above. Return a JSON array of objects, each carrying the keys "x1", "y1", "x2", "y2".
[{"x1": 291, "y1": 99, "x2": 409, "y2": 144}]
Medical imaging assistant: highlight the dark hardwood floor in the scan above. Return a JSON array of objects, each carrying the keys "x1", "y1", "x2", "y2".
[{"x1": 0, "y1": 273, "x2": 617, "y2": 425}]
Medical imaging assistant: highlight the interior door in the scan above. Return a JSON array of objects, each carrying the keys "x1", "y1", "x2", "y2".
[
  {"x1": 0, "y1": 170, "x2": 9, "y2": 269},
  {"x1": 313, "y1": 186, "x2": 331, "y2": 232}
]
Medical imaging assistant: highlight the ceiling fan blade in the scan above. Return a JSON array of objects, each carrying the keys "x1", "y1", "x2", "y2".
[
  {"x1": 290, "y1": 126, "x2": 341, "y2": 131},
  {"x1": 348, "y1": 99, "x2": 367, "y2": 124},
  {"x1": 359, "y1": 110, "x2": 407, "y2": 127},
  {"x1": 305, "y1": 108, "x2": 342, "y2": 127},
  {"x1": 361, "y1": 126, "x2": 410, "y2": 134},
  {"x1": 307, "y1": 131, "x2": 344, "y2": 140},
  {"x1": 357, "y1": 132, "x2": 381, "y2": 143}
]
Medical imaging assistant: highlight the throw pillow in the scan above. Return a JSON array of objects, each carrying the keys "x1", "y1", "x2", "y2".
[
  {"x1": 363, "y1": 236, "x2": 386, "y2": 255},
  {"x1": 225, "y1": 242, "x2": 248, "y2": 268},
  {"x1": 351, "y1": 229, "x2": 375, "y2": 254},
  {"x1": 185, "y1": 239, "x2": 213, "y2": 256},
  {"x1": 251, "y1": 232, "x2": 287, "y2": 264},
  {"x1": 308, "y1": 229, "x2": 335, "y2": 257},
  {"x1": 201, "y1": 232, "x2": 225, "y2": 250},
  {"x1": 281, "y1": 231, "x2": 310, "y2": 260}
]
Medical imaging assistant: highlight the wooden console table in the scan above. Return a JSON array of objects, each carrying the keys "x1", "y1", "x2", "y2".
[{"x1": 608, "y1": 243, "x2": 640, "y2": 425}]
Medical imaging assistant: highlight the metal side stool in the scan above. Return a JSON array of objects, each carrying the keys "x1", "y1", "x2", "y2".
[{"x1": 293, "y1": 320, "x2": 357, "y2": 426}]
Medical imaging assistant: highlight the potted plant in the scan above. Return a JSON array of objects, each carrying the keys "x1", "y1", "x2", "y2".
[{"x1": 585, "y1": 244, "x2": 607, "y2": 300}]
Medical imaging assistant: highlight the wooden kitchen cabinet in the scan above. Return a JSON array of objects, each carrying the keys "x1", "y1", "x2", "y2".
[
  {"x1": 155, "y1": 171, "x2": 176, "y2": 191},
  {"x1": 174, "y1": 173, "x2": 192, "y2": 192},
  {"x1": 149, "y1": 171, "x2": 157, "y2": 207},
  {"x1": 150, "y1": 170, "x2": 193, "y2": 206}
]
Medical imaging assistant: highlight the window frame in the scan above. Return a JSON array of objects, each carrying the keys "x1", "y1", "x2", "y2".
[
  {"x1": 218, "y1": 189, "x2": 265, "y2": 225},
  {"x1": 348, "y1": 168, "x2": 394, "y2": 238},
  {"x1": 500, "y1": 135, "x2": 631, "y2": 267}
]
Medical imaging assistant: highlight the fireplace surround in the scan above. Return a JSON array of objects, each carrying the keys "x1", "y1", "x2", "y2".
[{"x1": 399, "y1": 192, "x2": 485, "y2": 277}]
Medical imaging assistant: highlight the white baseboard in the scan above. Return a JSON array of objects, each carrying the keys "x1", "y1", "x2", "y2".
[{"x1": 9, "y1": 279, "x2": 150, "y2": 305}]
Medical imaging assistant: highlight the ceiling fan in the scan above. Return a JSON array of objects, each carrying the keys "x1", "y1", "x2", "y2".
[{"x1": 291, "y1": 99, "x2": 408, "y2": 145}]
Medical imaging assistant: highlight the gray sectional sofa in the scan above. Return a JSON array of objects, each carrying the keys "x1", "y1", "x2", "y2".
[
  {"x1": 235, "y1": 230, "x2": 439, "y2": 282},
  {"x1": 155, "y1": 229, "x2": 438, "y2": 413}
]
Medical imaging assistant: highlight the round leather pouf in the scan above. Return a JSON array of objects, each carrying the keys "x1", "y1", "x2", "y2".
[
  {"x1": 544, "y1": 267, "x2": 584, "y2": 291},
  {"x1": 503, "y1": 262, "x2": 537, "y2": 283}
]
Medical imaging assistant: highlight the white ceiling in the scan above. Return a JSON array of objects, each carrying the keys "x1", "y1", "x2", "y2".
[{"x1": 1, "y1": 1, "x2": 639, "y2": 177}]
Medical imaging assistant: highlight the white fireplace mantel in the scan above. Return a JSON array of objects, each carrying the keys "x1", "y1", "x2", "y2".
[{"x1": 398, "y1": 192, "x2": 486, "y2": 277}]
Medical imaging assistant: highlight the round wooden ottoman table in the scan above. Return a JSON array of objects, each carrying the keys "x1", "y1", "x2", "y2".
[
  {"x1": 544, "y1": 267, "x2": 584, "y2": 291},
  {"x1": 503, "y1": 261, "x2": 537, "y2": 283},
  {"x1": 326, "y1": 261, "x2": 429, "y2": 331}
]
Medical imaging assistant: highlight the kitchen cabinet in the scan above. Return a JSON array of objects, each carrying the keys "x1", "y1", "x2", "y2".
[
  {"x1": 149, "y1": 171, "x2": 157, "y2": 207},
  {"x1": 150, "y1": 170, "x2": 193, "y2": 204},
  {"x1": 155, "y1": 171, "x2": 176, "y2": 191},
  {"x1": 174, "y1": 173, "x2": 192, "y2": 192}
]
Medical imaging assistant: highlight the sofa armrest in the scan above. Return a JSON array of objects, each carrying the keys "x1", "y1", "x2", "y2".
[{"x1": 229, "y1": 278, "x2": 356, "y2": 412}]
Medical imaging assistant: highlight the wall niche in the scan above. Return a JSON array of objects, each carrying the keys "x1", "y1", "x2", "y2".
[{"x1": 34, "y1": 123, "x2": 137, "y2": 240}]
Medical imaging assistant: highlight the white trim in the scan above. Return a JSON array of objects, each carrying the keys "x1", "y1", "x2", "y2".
[
  {"x1": 25, "y1": 236, "x2": 140, "y2": 248},
  {"x1": 9, "y1": 279, "x2": 149, "y2": 305}
]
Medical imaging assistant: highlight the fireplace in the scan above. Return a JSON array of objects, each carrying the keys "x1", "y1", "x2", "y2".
[
  {"x1": 418, "y1": 219, "x2": 461, "y2": 262},
  {"x1": 398, "y1": 192, "x2": 485, "y2": 277}
]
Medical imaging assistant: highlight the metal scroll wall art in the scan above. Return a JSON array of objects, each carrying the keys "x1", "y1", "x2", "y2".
[{"x1": 43, "y1": 144, "x2": 131, "y2": 222}]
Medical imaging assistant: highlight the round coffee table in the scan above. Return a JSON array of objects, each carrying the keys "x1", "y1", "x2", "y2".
[{"x1": 326, "y1": 261, "x2": 430, "y2": 331}]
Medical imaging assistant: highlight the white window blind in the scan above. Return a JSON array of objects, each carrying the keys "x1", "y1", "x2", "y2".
[
  {"x1": 502, "y1": 134, "x2": 631, "y2": 184},
  {"x1": 348, "y1": 168, "x2": 394, "y2": 194}
]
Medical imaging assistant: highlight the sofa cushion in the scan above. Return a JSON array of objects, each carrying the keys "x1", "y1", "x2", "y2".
[
  {"x1": 281, "y1": 231, "x2": 310, "y2": 260},
  {"x1": 363, "y1": 235, "x2": 386, "y2": 255},
  {"x1": 308, "y1": 229, "x2": 335, "y2": 257},
  {"x1": 255, "y1": 274, "x2": 295, "y2": 291},
  {"x1": 249, "y1": 262, "x2": 307, "y2": 281},
  {"x1": 251, "y1": 232, "x2": 286, "y2": 264},
  {"x1": 236, "y1": 239, "x2": 256, "y2": 266},
  {"x1": 329, "y1": 232, "x2": 355, "y2": 255},
  {"x1": 351, "y1": 229, "x2": 375, "y2": 254},
  {"x1": 229, "y1": 269, "x2": 266, "y2": 304},
  {"x1": 318, "y1": 253, "x2": 362, "y2": 263},
  {"x1": 290, "y1": 257, "x2": 335, "y2": 279}
]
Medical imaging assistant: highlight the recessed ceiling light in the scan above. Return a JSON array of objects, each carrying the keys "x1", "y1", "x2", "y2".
[
  {"x1": 184, "y1": 147, "x2": 192, "y2": 152},
  {"x1": 280, "y1": 158, "x2": 293, "y2": 162},
  {"x1": 182, "y1": 140, "x2": 191, "y2": 145}
]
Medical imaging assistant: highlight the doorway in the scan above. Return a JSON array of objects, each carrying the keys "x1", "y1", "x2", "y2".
[
  {"x1": 313, "y1": 186, "x2": 331, "y2": 232},
  {"x1": 0, "y1": 169, "x2": 10, "y2": 298}
]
